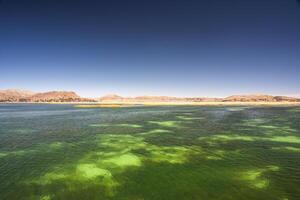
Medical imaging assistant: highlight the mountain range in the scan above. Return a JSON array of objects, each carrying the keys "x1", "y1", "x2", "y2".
[
  {"x1": 0, "y1": 89, "x2": 299, "y2": 103},
  {"x1": 0, "y1": 89, "x2": 93, "y2": 102}
]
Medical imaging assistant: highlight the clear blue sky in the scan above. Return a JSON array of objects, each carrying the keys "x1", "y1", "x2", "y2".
[{"x1": 1, "y1": 0, "x2": 300, "y2": 97}]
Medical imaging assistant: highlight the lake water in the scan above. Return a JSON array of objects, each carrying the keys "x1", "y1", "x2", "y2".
[{"x1": 0, "y1": 104, "x2": 300, "y2": 200}]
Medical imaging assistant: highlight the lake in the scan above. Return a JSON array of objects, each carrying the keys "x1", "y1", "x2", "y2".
[{"x1": 0, "y1": 104, "x2": 299, "y2": 200}]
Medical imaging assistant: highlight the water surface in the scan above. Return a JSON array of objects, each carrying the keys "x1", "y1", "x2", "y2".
[{"x1": 0, "y1": 104, "x2": 300, "y2": 200}]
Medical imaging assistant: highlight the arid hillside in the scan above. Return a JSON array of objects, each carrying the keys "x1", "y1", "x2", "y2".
[
  {"x1": 1, "y1": 89, "x2": 299, "y2": 103},
  {"x1": 0, "y1": 90, "x2": 94, "y2": 102},
  {"x1": 97, "y1": 94, "x2": 300, "y2": 103}
]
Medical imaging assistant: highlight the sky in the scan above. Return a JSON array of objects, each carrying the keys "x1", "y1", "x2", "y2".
[{"x1": 0, "y1": 0, "x2": 300, "y2": 98}]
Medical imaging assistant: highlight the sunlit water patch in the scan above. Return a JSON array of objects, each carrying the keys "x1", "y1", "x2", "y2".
[{"x1": 0, "y1": 104, "x2": 300, "y2": 200}]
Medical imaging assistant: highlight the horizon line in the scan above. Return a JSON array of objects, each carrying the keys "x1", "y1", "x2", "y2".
[{"x1": 1, "y1": 88, "x2": 300, "y2": 99}]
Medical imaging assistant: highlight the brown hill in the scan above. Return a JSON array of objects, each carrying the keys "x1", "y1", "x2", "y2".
[
  {"x1": 97, "y1": 94, "x2": 300, "y2": 103},
  {"x1": 273, "y1": 96, "x2": 300, "y2": 102},
  {"x1": 0, "y1": 89, "x2": 35, "y2": 102},
  {"x1": 185, "y1": 97, "x2": 223, "y2": 102},
  {"x1": 28, "y1": 91, "x2": 80, "y2": 102},
  {"x1": 134, "y1": 96, "x2": 180, "y2": 102},
  {"x1": 0, "y1": 89, "x2": 95, "y2": 102},
  {"x1": 223, "y1": 94, "x2": 300, "y2": 102},
  {"x1": 98, "y1": 95, "x2": 182, "y2": 102},
  {"x1": 96, "y1": 95, "x2": 230, "y2": 102},
  {"x1": 223, "y1": 94, "x2": 275, "y2": 102},
  {"x1": 1, "y1": 89, "x2": 299, "y2": 103},
  {"x1": 98, "y1": 94, "x2": 124, "y2": 101}
]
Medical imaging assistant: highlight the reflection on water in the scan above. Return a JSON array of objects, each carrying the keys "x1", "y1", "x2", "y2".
[{"x1": 0, "y1": 104, "x2": 300, "y2": 200}]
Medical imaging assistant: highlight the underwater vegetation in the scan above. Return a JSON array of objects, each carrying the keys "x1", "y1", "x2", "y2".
[{"x1": 0, "y1": 104, "x2": 300, "y2": 200}]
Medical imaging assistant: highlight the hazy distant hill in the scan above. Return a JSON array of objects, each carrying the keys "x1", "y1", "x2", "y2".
[
  {"x1": 1, "y1": 89, "x2": 299, "y2": 103},
  {"x1": 0, "y1": 89, "x2": 94, "y2": 102},
  {"x1": 223, "y1": 94, "x2": 274, "y2": 102},
  {"x1": 0, "y1": 89, "x2": 35, "y2": 102},
  {"x1": 98, "y1": 94, "x2": 300, "y2": 103},
  {"x1": 98, "y1": 94, "x2": 124, "y2": 102},
  {"x1": 28, "y1": 91, "x2": 82, "y2": 102},
  {"x1": 98, "y1": 94, "x2": 224, "y2": 102},
  {"x1": 223, "y1": 94, "x2": 300, "y2": 102}
]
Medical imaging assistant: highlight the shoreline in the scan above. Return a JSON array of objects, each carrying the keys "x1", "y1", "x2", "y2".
[{"x1": 1, "y1": 101, "x2": 300, "y2": 107}]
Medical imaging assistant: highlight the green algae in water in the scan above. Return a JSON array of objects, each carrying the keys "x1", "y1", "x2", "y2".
[
  {"x1": 139, "y1": 129, "x2": 172, "y2": 136},
  {"x1": 90, "y1": 123, "x2": 143, "y2": 128},
  {"x1": 102, "y1": 153, "x2": 142, "y2": 167},
  {"x1": 176, "y1": 116, "x2": 205, "y2": 120},
  {"x1": 199, "y1": 133, "x2": 300, "y2": 144},
  {"x1": 239, "y1": 165, "x2": 280, "y2": 189},
  {"x1": 77, "y1": 164, "x2": 112, "y2": 179},
  {"x1": 0, "y1": 152, "x2": 8, "y2": 158},
  {"x1": 272, "y1": 146, "x2": 300, "y2": 152},
  {"x1": 0, "y1": 104, "x2": 300, "y2": 200},
  {"x1": 241, "y1": 169, "x2": 269, "y2": 189},
  {"x1": 148, "y1": 120, "x2": 183, "y2": 128},
  {"x1": 268, "y1": 136, "x2": 300, "y2": 144}
]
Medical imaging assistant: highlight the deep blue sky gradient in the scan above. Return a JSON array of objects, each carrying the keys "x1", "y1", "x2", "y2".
[{"x1": 0, "y1": 0, "x2": 300, "y2": 97}]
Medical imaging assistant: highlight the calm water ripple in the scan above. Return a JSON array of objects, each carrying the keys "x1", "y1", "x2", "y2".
[{"x1": 0, "y1": 104, "x2": 299, "y2": 200}]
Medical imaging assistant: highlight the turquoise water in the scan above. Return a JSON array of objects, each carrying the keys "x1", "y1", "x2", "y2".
[{"x1": 0, "y1": 104, "x2": 300, "y2": 200}]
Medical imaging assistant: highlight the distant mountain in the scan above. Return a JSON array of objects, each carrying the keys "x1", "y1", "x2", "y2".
[
  {"x1": 97, "y1": 94, "x2": 300, "y2": 103},
  {"x1": 98, "y1": 94, "x2": 224, "y2": 102},
  {"x1": 273, "y1": 96, "x2": 300, "y2": 102},
  {"x1": 1, "y1": 89, "x2": 299, "y2": 103},
  {"x1": 223, "y1": 94, "x2": 274, "y2": 102},
  {"x1": 134, "y1": 96, "x2": 180, "y2": 102},
  {"x1": 28, "y1": 91, "x2": 82, "y2": 102},
  {"x1": 98, "y1": 94, "x2": 182, "y2": 102},
  {"x1": 0, "y1": 89, "x2": 35, "y2": 102},
  {"x1": 223, "y1": 94, "x2": 300, "y2": 102},
  {"x1": 0, "y1": 89, "x2": 95, "y2": 102},
  {"x1": 98, "y1": 94, "x2": 124, "y2": 101}
]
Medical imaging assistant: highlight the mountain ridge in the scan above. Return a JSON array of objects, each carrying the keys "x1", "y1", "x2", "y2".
[
  {"x1": 98, "y1": 94, "x2": 300, "y2": 103},
  {"x1": 0, "y1": 89, "x2": 94, "y2": 102},
  {"x1": 0, "y1": 89, "x2": 299, "y2": 103}
]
